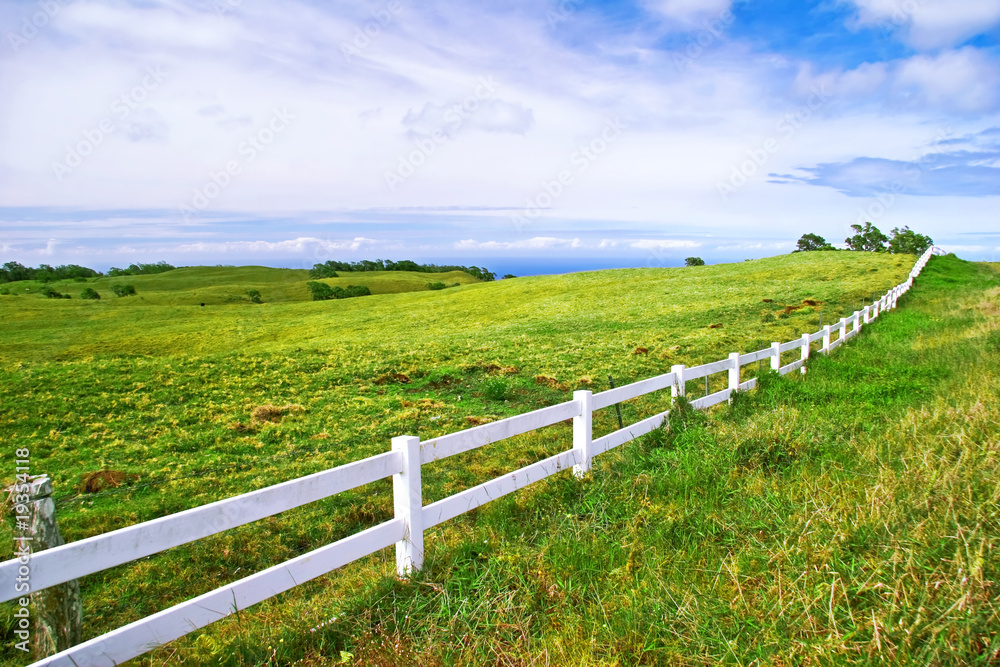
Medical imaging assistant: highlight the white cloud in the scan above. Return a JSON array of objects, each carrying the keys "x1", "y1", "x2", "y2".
[
  {"x1": 629, "y1": 239, "x2": 702, "y2": 249},
  {"x1": 455, "y1": 237, "x2": 582, "y2": 251},
  {"x1": 175, "y1": 237, "x2": 379, "y2": 254},
  {"x1": 846, "y1": 0, "x2": 1000, "y2": 49},
  {"x1": 642, "y1": 0, "x2": 734, "y2": 25},
  {"x1": 402, "y1": 99, "x2": 535, "y2": 138},
  {"x1": 895, "y1": 48, "x2": 1000, "y2": 113}
]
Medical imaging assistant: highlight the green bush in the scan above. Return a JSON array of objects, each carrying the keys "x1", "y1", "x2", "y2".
[
  {"x1": 331, "y1": 285, "x2": 372, "y2": 299},
  {"x1": 306, "y1": 281, "x2": 334, "y2": 301},
  {"x1": 80, "y1": 288, "x2": 101, "y2": 300},
  {"x1": 685, "y1": 257, "x2": 705, "y2": 266},
  {"x1": 111, "y1": 284, "x2": 137, "y2": 297},
  {"x1": 40, "y1": 285, "x2": 70, "y2": 299},
  {"x1": 246, "y1": 289, "x2": 263, "y2": 304},
  {"x1": 427, "y1": 282, "x2": 447, "y2": 291},
  {"x1": 308, "y1": 282, "x2": 371, "y2": 300}
]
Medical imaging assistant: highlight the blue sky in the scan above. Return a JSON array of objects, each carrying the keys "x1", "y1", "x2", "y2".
[{"x1": 1, "y1": 0, "x2": 999, "y2": 273}]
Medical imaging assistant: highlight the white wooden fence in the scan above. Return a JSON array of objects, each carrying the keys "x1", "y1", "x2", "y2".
[{"x1": 1, "y1": 247, "x2": 941, "y2": 666}]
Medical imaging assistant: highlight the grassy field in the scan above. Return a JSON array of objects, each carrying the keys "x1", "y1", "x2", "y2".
[{"x1": 2, "y1": 252, "x2": 995, "y2": 665}]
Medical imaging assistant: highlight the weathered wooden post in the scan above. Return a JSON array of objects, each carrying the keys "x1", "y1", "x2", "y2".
[{"x1": 12, "y1": 475, "x2": 82, "y2": 658}]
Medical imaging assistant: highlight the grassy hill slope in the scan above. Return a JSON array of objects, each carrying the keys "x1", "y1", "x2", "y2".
[{"x1": 3, "y1": 252, "x2": 985, "y2": 665}]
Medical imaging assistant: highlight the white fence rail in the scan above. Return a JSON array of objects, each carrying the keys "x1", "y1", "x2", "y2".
[{"x1": 2, "y1": 246, "x2": 939, "y2": 666}]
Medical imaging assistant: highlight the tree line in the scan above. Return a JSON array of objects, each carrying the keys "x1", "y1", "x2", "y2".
[
  {"x1": 309, "y1": 259, "x2": 496, "y2": 282},
  {"x1": 796, "y1": 223, "x2": 933, "y2": 255},
  {"x1": 0, "y1": 261, "x2": 176, "y2": 284}
]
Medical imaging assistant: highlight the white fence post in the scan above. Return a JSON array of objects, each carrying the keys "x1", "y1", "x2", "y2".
[
  {"x1": 728, "y1": 353, "x2": 740, "y2": 397},
  {"x1": 770, "y1": 342, "x2": 781, "y2": 372},
  {"x1": 863, "y1": 305, "x2": 871, "y2": 325},
  {"x1": 392, "y1": 435, "x2": 423, "y2": 576},
  {"x1": 800, "y1": 334, "x2": 810, "y2": 373},
  {"x1": 822, "y1": 325, "x2": 832, "y2": 354},
  {"x1": 671, "y1": 364, "x2": 686, "y2": 399},
  {"x1": 572, "y1": 390, "x2": 594, "y2": 478}
]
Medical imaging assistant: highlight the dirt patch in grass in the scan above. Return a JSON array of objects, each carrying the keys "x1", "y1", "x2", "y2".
[
  {"x1": 251, "y1": 404, "x2": 304, "y2": 424},
  {"x1": 465, "y1": 416, "x2": 494, "y2": 426},
  {"x1": 374, "y1": 372, "x2": 411, "y2": 385},
  {"x1": 80, "y1": 470, "x2": 139, "y2": 493},
  {"x1": 534, "y1": 375, "x2": 569, "y2": 391}
]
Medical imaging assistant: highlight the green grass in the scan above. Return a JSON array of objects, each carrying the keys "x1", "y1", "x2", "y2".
[{"x1": 3, "y1": 252, "x2": 995, "y2": 665}]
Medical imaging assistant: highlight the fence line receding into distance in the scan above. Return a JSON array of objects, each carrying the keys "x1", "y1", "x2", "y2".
[{"x1": 1, "y1": 247, "x2": 941, "y2": 667}]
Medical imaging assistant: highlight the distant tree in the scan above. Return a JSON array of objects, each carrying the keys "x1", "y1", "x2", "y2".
[
  {"x1": 306, "y1": 281, "x2": 335, "y2": 301},
  {"x1": 685, "y1": 257, "x2": 705, "y2": 266},
  {"x1": 795, "y1": 233, "x2": 834, "y2": 252},
  {"x1": 80, "y1": 288, "x2": 101, "y2": 300},
  {"x1": 246, "y1": 289, "x2": 263, "y2": 304},
  {"x1": 111, "y1": 284, "x2": 137, "y2": 297},
  {"x1": 107, "y1": 261, "x2": 175, "y2": 277},
  {"x1": 1, "y1": 261, "x2": 32, "y2": 282},
  {"x1": 502, "y1": 274, "x2": 516, "y2": 279},
  {"x1": 845, "y1": 222, "x2": 888, "y2": 252},
  {"x1": 308, "y1": 263, "x2": 340, "y2": 279},
  {"x1": 887, "y1": 226, "x2": 933, "y2": 255}
]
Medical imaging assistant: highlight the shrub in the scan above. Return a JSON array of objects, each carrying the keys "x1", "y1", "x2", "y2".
[
  {"x1": 246, "y1": 289, "x2": 263, "y2": 304},
  {"x1": 502, "y1": 274, "x2": 516, "y2": 279},
  {"x1": 40, "y1": 285, "x2": 70, "y2": 299},
  {"x1": 427, "y1": 282, "x2": 447, "y2": 291},
  {"x1": 685, "y1": 257, "x2": 705, "y2": 266},
  {"x1": 306, "y1": 281, "x2": 334, "y2": 301},
  {"x1": 111, "y1": 284, "x2": 137, "y2": 297},
  {"x1": 80, "y1": 288, "x2": 101, "y2": 300},
  {"x1": 331, "y1": 285, "x2": 372, "y2": 299}
]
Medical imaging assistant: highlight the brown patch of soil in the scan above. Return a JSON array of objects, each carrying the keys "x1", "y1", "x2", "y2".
[{"x1": 80, "y1": 471, "x2": 139, "y2": 493}]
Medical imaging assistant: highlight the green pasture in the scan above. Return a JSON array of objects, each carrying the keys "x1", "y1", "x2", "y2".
[{"x1": 3, "y1": 252, "x2": 993, "y2": 665}]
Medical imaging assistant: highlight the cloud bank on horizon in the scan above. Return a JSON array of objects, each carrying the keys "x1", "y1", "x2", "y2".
[{"x1": 1, "y1": 0, "x2": 998, "y2": 269}]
